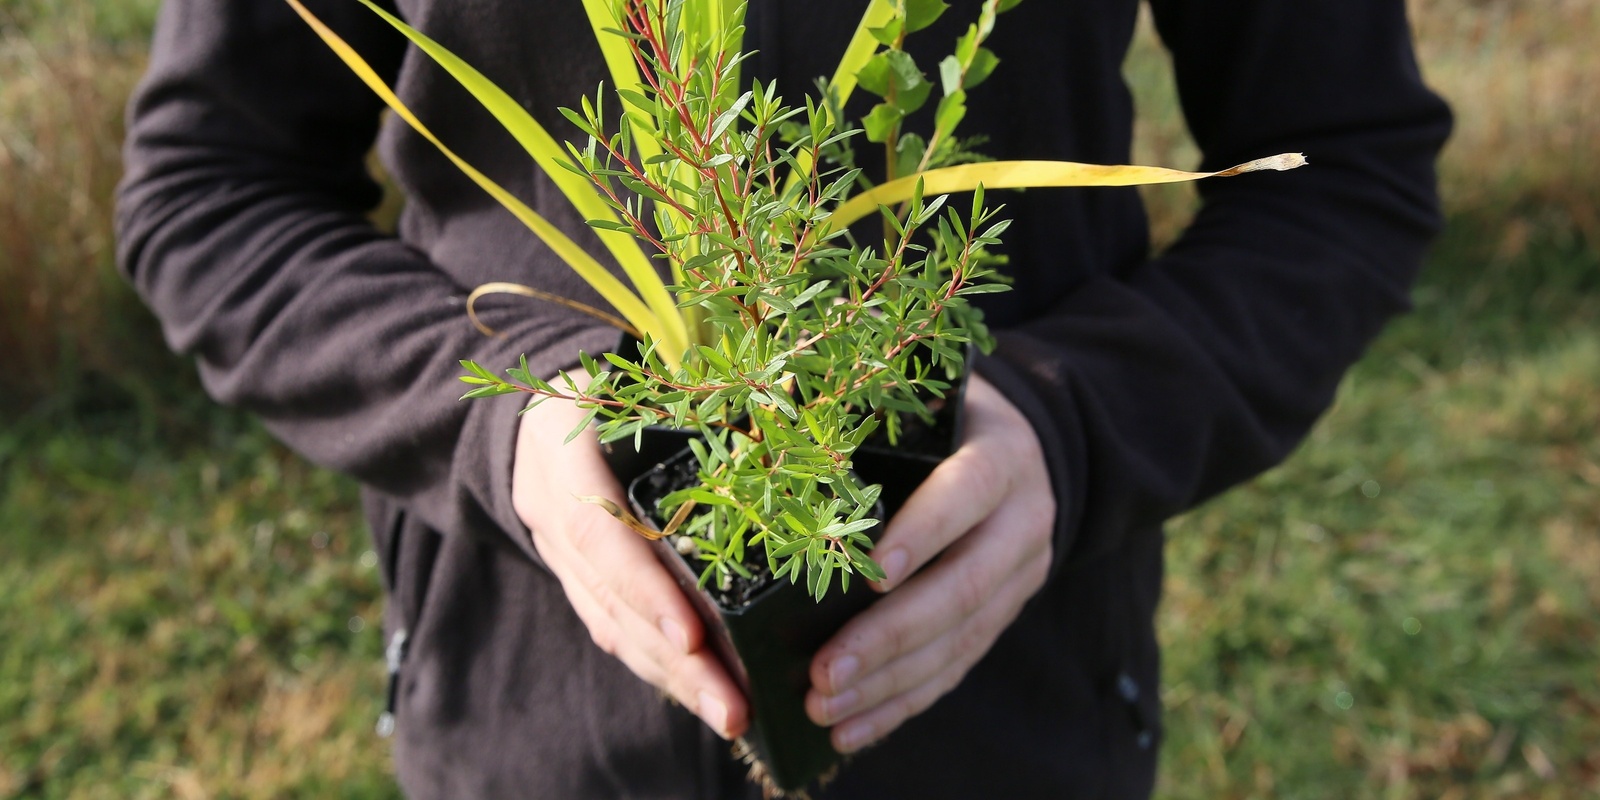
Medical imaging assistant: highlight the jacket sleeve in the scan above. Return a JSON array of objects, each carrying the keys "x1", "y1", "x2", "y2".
[
  {"x1": 115, "y1": 0, "x2": 617, "y2": 559},
  {"x1": 972, "y1": 0, "x2": 1452, "y2": 570}
]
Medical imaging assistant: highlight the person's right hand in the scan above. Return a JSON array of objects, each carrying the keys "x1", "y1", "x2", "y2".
[{"x1": 511, "y1": 388, "x2": 748, "y2": 740}]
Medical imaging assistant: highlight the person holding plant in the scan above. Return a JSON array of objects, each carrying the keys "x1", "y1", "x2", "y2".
[{"x1": 117, "y1": 0, "x2": 1449, "y2": 797}]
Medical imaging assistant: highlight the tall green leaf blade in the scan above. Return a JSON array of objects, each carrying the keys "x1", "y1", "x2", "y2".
[
  {"x1": 283, "y1": 0, "x2": 664, "y2": 345},
  {"x1": 579, "y1": 0, "x2": 663, "y2": 163},
  {"x1": 349, "y1": 0, "x2": 690, "y2": 360},
  {"x1": 580, "y1": 0, "x2": 705, "y2": 306},
  {"x1": 787, "y1": 0, "x2": 895, "y2": 189}
]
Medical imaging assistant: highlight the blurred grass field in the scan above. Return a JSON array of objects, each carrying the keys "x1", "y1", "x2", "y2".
[{"x1": 2, "y1": 1, "x2": 1597, "y2": 797}]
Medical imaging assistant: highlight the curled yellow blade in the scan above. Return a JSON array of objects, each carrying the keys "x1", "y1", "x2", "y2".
[
  {"x1": 467, "y1": 282, "x2": 641, "y2": 340},
  {"x1": 826, "y1": 154, "x2": 1309, "y2": 230},
  {"x1": 283, "y1": 0, "x2": 664, "y2": 345},
  {"x1": 346, "y1": 0, "x2": 689, "y2": 361}
]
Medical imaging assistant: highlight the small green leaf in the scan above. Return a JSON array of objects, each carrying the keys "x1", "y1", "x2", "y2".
[
  {"x1": 857, "y1": 51, "x2": 931, "y2": 114},
  {"x1": 955, "y1": 25, "x2": 979, "y2": 63},
  {"x1": 977, "y1": 2, "x2": 998, "y2": 38},
  {"x1": 855, "y1": 52, "x2": 893, "y2": 98},
  {"x1": 709, "y1": 91, "x2": 753, "y2": 141},
  {"x1": 934, "y1": 91, "x2": 967, "y2": 143},
  {"x1": 963, "y1": 48, "x2": 1000, "y2": 89},
  {"x1": 602, "y1": 352, "x2": 639, "y2": 374},
  {"x1": 867, "y1": 18, "x2": 903, "y2": 46},
  {"x1": 956, "y1": 283, "x2": 1013, "y2": 294},
  {"x1": 862, "y1": 103, "x2": 904, "y2": 143},
  {"x1": 557, "y1": 106, "x2": 597, "y2": 138},
  {"x1": 771, "y1": 538, "x2": 809, "y2": 559},
  {"x1": 903, "y1": 0, "x2": 949, "y2": 32},
  {"x1": 895, "y1": 132, "x2": 927, "y2": 182},
  {"x1": 847, "y1": 546, "x2": 888, "y2": 582},
  {"x1": 938, "y1": 55, "x2": 963, "y2": 96},
  {"x1": 459, "y1": 360, "x2": 495, "y2": 381},
  {"x1": 564, "y1": 407, "x2": 600, "y2": 443},
  {"x1": 459, "y1": 385, "x2": 520, "y2": 400},
  {"x1": 768, "y1": 387, "x2": 798, "y2": 420},
  {"x1": 695, "y1": 345, "x2": 733, "y2": 373}
]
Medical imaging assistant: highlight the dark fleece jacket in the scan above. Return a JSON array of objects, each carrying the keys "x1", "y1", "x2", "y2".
[{"x1": 116, "y1": 0, "x2": 1450, "y2": 796}]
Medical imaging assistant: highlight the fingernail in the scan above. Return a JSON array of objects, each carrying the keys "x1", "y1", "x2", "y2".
[
  {"x1": 878, "y1": 549, "x2": 908, "y2": 589},
  {"x1": 837, "y1": 720, "x2": 875, "y2": 753},
  {"x1": 660, "y1": 617, "x2": 690, "y2": 654},
  {"x1": 828, "y1": 654, "x2": 860, "y2": 691},
  {"x1": 821, "y1": 688, "x2": 859, "y2": 724},
  {"x1": 698, "y1": 691, "x2": 730, "y2": 738}
]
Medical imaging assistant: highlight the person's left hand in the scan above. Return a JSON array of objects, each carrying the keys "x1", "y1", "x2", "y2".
[{"x1": 805, "y1": 373, "x2": 1057, "y2": 753}]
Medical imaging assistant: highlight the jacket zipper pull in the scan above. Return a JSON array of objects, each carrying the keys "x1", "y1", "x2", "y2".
[
  {"x1": 1117, "y1": 671, "x2": 1154, "y2": 751},
  {"x1": 376, "y1": 627, "x2": 409, "y2": 738}
]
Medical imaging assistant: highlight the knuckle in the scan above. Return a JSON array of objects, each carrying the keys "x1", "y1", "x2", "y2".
[
  {"x1": 956, "y1": 446, "x2": 1006, "y2": 502},
  {"x1": 512, "y1": 493, "x2": 534, "y2": 528},
  {"x1": 591, "y1": 581, "x2": 629, "y2": 626},
  {"x1": 952, "y1": 621, "x2": 989, "y2": 662},
  {"x1": 953, "y1": 562, "x2": 989, "y2": 619},
  {"x1": 588, "y1": 627, "x2": 617, "y2": 656},
  {"x1": 883, "y1": 616, "x2": 916, "y2": 656},
  {"x1": 937, "y1": 661, "x2": 970, "y2": 698},
  {"x1": 1024, "y1": 551, "x2": 1051, "y2": 586},
  {"x1": 891, "y1": 685, "x2": 931, "y2": 724},
  {"x1": 877, "y1": 656, "x2": 919, "y2": 701},
  {"x1": 1014, "y1": 429, "x2": 1046, "y2": 466},
  {"x1": 565, "y1": 511, "x2": 608, "y2": 555},
  {"x1": 657, "y1": 657, "x2": 690, "y2": 700},
  {"x1": 1023, "y1": 495, "x2": 1057, "y2": 536},
  {"x1": 855, "y1": 614, "x2": 910, "y2": 659}
]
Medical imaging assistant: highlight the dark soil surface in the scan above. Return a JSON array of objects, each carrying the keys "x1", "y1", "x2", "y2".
[{"x1": 632, "y1": 452, "x2": 777, "y2": 609}]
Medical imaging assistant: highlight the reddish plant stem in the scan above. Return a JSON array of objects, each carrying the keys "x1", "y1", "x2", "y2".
[{"x1": 498, "y1": 382, "x2": 751, "y2": 437}]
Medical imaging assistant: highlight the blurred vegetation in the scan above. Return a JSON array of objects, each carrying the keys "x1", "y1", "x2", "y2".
[
  {"x1": 0, "y1": 0, "x2": 194, "y2": 427},
  {"x1": 1, "y1": 0, "x2": 1596, "y2": 797}
]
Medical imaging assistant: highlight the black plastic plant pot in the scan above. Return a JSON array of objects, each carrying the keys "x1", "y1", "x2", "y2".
[
  {"x1": 628, "y1": 446, "x2": 886, "y2": 794},
  {"x1": 595, "y1": 339, "x2": 973, "y2": 793},
  {"x1": 852, "y1": 355, "x2": 972, "y2": 515}
]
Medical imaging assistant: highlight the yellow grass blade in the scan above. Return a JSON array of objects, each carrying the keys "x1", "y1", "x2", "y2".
[
  {"x1": 581, "y1": 0, "x2": 710, "y2": 326},
  {"x1": 347, "y1": 0, "x2": 689, "y2": 360},
  {"x1": 825, "y1": 0, "x2": 896, "y2": 121},
  {"x1": 579, "y1": 0, "x2": 663, "y2": 164},
  {"x1": 786, "y1": 0, "x2": 894, "y2": 192},
  {"x1": 283, "y1": 0, "x2": 664, "y2": 350},
  {"x1": 826, "y1": 154, "x2": 1309, "y2": 230}
]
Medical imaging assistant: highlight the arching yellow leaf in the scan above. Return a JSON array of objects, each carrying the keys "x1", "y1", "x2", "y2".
[
  {"x1": 283, "y1": 0, "x2": 671, "y2": 360},
  {"x1": 346, "y1": 0, "x2": 688, "y2": 361},
  {"x1": 827, "y1": 154, "x2": 1309, "y2": 230},
  {"x1": 786, "y1": 0, "x2": 895, "y2": 192}
]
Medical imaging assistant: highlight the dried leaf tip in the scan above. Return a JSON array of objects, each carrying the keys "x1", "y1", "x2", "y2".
[
  {"x1": 575, "y1": 494, "x2": 669, "y2": 540},
  {"x1": 1217, "y1": 152, "x2": 1309, "y2": 177}
]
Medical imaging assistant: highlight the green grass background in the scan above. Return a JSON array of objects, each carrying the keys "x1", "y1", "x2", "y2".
[{"x1": 2, "y1": 0, "x2": 1597, "y2": 797}]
